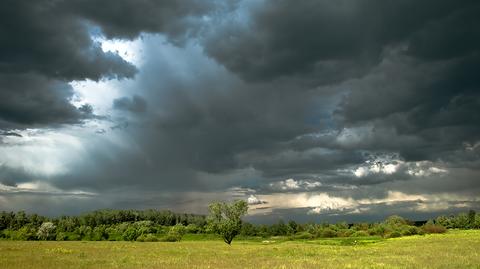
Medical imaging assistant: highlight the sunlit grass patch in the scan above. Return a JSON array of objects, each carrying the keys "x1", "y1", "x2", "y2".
[{"x1": 0, "y1": 230, "x2": 479, "y2": 269}]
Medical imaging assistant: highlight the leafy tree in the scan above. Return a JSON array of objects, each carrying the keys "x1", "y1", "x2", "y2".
[
  {"x1": 453, "y1": 213, "x2": 470, "y2": 228},
  {"x1": 384, "y1": 215, "x2": 407, "y2": 226},
  {"x1": 468, "y1": 210, "x2": 476, "y2": 228},
  {"x1": 474, "y1": 214, "x2": 480, "y2": 229},
  {"x1": 240, "y1": 222, "x2": 256, "y2": 236},
  {"x1": 435, "y1": 215, "x2": 452, "y2": 228},
  {"x1": 288, "y1": 220, "x2": 298, "y2": 234},
  {"x1": 207, "y1": 200, "x2": 248, "y2": 245},
  {"x1": 37, "y1": 222, "x2": 56, "y2": 240},
  {"x1": 122, "y1": 226, "x2": 138, "y2": 241}
]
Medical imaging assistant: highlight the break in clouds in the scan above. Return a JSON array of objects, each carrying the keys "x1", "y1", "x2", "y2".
[{"x1": 1, "y1": 0, "x2": 479, "y2": 222}]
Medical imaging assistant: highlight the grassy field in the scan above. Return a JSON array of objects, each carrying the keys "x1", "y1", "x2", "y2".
[{"x1": 0, "y1": 230, "x2": 479, "y2": 269}]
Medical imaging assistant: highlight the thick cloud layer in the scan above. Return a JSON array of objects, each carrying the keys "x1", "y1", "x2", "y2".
[
  {"x1": 0, "y1": 0, "x2": 215, "y2": 129},
  {"x1": 1, "y1": 1, "x2": 479, "y2": 221}
]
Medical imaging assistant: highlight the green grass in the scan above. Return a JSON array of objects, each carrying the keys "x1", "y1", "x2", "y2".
[{"x1": 1, "y1": 230, "x2": 479, "y2": 268}]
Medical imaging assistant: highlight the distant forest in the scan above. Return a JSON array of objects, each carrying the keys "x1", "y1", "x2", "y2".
[{"x1": 1, "y1": 209, "x2": 478, "y2": 242}]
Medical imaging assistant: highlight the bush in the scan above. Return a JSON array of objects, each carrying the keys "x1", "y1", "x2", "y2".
[
  {"x1": 422, "y1": 224, "x2": 447, "y2": 234},
  {"x1": 294, "y1": 232, "x2": 313, "y2": 240},
  {"x1": 369, "y1": 224, "x2": 392, "y2": 237},
  {"x1": 105, "y1": 227, "x2": 123, "y2": 241},
  {"x1": 387, "y1": 231, "x2": 402, "y2": 238},
  {"x1": 136, "y1": 233, "x2": 158, "y2": 242},
  {"x1": 352, "y1": 223, "x2": 370, "y2": 231},
  {"x1": 336, "y1": 229, "x2": 353, "y2": 237},
  {"x1": 56, "y1": 232, "x2": 68, "y2": 241},
  {"x1": 162, "y1": 225, "x2": 186, "y2": 242},
  {"x1": 15, "y1": 225, "x2": 37, "y2": 240},
  {"x1": 384, "y1": 215, "x2": 408, "y2": 226},
  {"x1": 400, "y1": 226, "x2": 420, "y2": 236},
  {"x1": 185, "y1": 224, "x2": 201, "y2": 234},
  {"x1": 75, "y1": 225, "x2": 92, "y2": 240},
  {"x1": 91, "y1": 225, "x2": 108, "y2": 241},
  {"x1": 351, "y1": 231, "x2": 369, "y2": 237},
  {"x1": 474, "y1": 214, "x2": 480, "y2": 229},
  {"x1": 122, "y1": 226, "x2": 139, "y2": 241},
  {"x1": 320, "y1": 228, "x2": 337, "y2": 238}
]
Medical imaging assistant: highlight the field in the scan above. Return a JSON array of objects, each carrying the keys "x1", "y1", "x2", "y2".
[{"x1": 0, "y1": 230, "x2": 479, "y2": 269}]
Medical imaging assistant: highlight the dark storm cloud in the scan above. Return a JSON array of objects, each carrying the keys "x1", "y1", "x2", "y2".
[
  {"x1": 63, "y1": 0, "x2": 222, "y2": 40},
  {"x1": 0, "y1": 166, "x2": 34, "y2": 187},
  {"x1": 0, "y1": 0, "x2": 137, "y2": 80},
  {"x1": 1, "y1": 0, "x2": 480, "y2": 219},
  {"x1": 203, "y1": 0, "x2": 478, "y2": 82},
  {"x1": 49, "y1": 37, "x2": 323, "y2": 191},
  {"x1": 0, "y1": 74, "x2": 92, "y2": 129},
  {"x1": 0, "y1": 0, "x2": 132, "y2": 129},
  {"x1": 0, "y1": 0, "x2": 219, "y2": 129}
]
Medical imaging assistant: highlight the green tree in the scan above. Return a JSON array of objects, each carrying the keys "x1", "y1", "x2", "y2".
[
  {"x1": 37, "y1": 222, "x2": 56, "y2": 240},
  {"x1": 207, "y1": 200, "x2": 248, "y2": 245},
  {"x1": 468, "y1": 210, "x2": 476, "y2": 228}
]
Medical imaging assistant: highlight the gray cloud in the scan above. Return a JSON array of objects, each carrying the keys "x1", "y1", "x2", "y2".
[
  {"x1": 0, "y1": 74, "x2": 94, "y2": 129},
  {"x1": 64, "y1": 0, "x2": 221, "y2": 40},
  {"x1": 203, "y1": 0, "x2": 478, "y2": 82},
  {"x1": 1, "y1": 0, "x2": 479, "y2": 221},
  {"x1": 113, "y1": 95, "x2": 147, "y2": 113}
]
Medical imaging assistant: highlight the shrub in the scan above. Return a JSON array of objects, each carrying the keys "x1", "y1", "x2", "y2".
[
  {"x1": 294, "y1": 232, "x2": 313, "y2": 240},
  {"x1": 56, "y1": 232, "x2": 68, "y2": 241},
  {"x1": 185, "y1": 224, "x2": 201, "y2": 234},
  {"x1": 369, "y1": 224, "x2": 392, "y2": 237},
  {"x1": 91, "y1": 225, "x2": 108, "y2": 241},
  {"x1": 15, "y1": 225, "x2": 37, "y2": 240},
  {"x1": 320, "y1": 228, "x2": 337, "y2": 238},
  {"x1": 422, "y1": 224, "x2": 447, "y2": 234},
  {"x1": 384, "y1": 215, "x2": 408, "y2": 227},
  {"x1": 136, "y1": 233, "x2": 158, "y2": 242},
  {"x1": 162, "y1": 224, "x2": 186, "y2": 242},
  {"x1": 335, "y1": 222, "x2": 349, "y2": 230},
  {"x1": 105, "y1": 227, "x2": 123, "y2": 241},
  {"x1": 351, "y1": 231, "x2": 369, "y2": 237},
  {"x1": 352, "y1": 223, "x2": 370, "y2": 231},
  {"x1": 474, "y1": 214, "x2": 480, "y2": 229},
  {"x1": 387, "y1": 231, "x2": 402, "y2": 238},
  {"x1": 122, "y1": 226, "x2": 139, "y2": 241},
  {"x1": 133, "y1": 221, "x2": 155, "y2": 235},
  {"x1": 400, "y1": 226, "x2": 420, "y2": 236},
  {"x1": 435, "y1": 215, "x2": 452, "y2": 228},
  {"x1": 336, "y1": 229, "x2": 353, "y2": 237},
  {"x1": 453, "y1": 213, "x2": 470, "y2": 229},
  {"x1": 75, "y1": 225, "x2": 92, "y2": 240}
]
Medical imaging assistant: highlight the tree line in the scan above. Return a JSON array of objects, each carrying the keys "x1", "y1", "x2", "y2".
[{"x1": 1, "y1": 204, "x2": 479, "y2": 243}]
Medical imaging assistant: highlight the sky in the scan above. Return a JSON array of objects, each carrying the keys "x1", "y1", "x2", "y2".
[{"x1": 0, "y1": 0, "x2": 479, "y2": 223}]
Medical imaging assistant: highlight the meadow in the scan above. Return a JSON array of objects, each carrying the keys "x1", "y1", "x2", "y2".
[{"x1": 1, "y1": 230, "x2": 479, "y2": 269}]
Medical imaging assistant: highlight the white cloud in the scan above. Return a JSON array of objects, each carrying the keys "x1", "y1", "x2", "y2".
[
  {"x1": 247, "y1": 194, "x2": 266, "y2": 205},
  {"x1": 358, "y1": 191, "x2": 426, "y2": 205},
  {"x1": 406, "y1": 161, "x2": 448, "y2": 177},
  {"x1": 97, "y1": 36, "x2": 144, "y2": 65},
  {"x1": 249, "y1": 192, "x2": 357, "y2": 214},
  {"x1": 269, "y1": 178, "x2": 322, "y2": 191},
  {"x1": 352, "y1": 154, "x2": 448, "y2": 178},
  {"x1": 248, "y1": 190, "x2": 479, "y2": 215}
]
